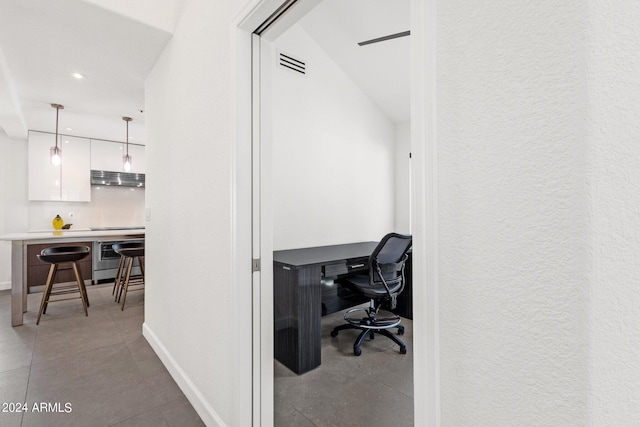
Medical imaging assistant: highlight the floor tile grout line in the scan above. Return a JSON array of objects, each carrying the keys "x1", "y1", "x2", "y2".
[
  {"x1": 0, "y1": 287, "x2": 204, "y2": 426},
  {"x1": 300, "y1": 407, "x2": 319, "y2": 427},
  {"x1": 111, "y1": 288, "x2": 167, "y2": 418},
  {"x1": 19, "y1": 309, "x2": 43, "y2": 427},
  {"x1": 105, "y1": 394, "x2": 193, "y2": 427},
  {"x1": 24, "y1": 286, "x2": 131, "y2": 370}
]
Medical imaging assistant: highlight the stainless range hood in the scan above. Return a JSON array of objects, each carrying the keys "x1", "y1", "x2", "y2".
[{"x1": 91, "y1": 170, "x2": 145, "y2": 188}]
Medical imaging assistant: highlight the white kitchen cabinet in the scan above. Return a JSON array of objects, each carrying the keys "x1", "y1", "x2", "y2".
[
  {"x1": 28, "y1": 131, "x2": 91, "y2": 202},
  {"x1": 90, "y1": 139, "x2": 145, "y2": 173},
  {"x1": 90, "y1": 139, "x2": 122, "y2": 172}
]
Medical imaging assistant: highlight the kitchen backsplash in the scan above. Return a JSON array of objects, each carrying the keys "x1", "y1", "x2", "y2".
[{"x1": 28, "y1": 186, "x2": 145, "y2": 231}]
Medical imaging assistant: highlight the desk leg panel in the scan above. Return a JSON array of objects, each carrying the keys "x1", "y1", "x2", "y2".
[{"x1": 274, "y1": 263, "x2": 322, "y2": 374}]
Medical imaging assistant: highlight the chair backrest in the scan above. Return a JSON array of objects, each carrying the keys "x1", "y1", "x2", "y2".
[{"x1": 368, "y1": 233, "x2": 412, "y2": 289}]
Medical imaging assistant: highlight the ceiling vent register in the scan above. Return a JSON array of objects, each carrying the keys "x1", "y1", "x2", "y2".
[
  {"x1": 91, "y1": 170, "x2": 145, "y2": 188},
  {"x1": 278, "y1": 52, "x2": 306, "y2": 75}
]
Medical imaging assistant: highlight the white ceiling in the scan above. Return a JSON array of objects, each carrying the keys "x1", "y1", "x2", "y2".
[
  {"x1": 298, "y1": 0, "x2": 410, "y2": 124},
  {"x1": 0, "y1": 0, "x2": 409, "y2": 147},
  {"x1": 0, "y1": 0, "x2": 181, "y2": 144}
]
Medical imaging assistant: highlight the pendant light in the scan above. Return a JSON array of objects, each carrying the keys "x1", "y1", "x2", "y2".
[
  {"x1": 50, "y1": 104, "x2": 64, "y2": 166},
  {"x1": 122, "y1": 116, "x2": 132, "y2": 172}
]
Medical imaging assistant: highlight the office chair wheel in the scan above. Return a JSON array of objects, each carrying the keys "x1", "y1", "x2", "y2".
[
  {"x1": 354, "y1": 347, "x2": 362, "y2": 356},
  {"x1": 397, "y1": 326, "x2": 405, "y2": 335},
  {"x1": 331, "y1": 330, "x2": 339, "y2": 337},
  {"x1": 400, "y1": 345, "x2": 407, "y2": 355}
]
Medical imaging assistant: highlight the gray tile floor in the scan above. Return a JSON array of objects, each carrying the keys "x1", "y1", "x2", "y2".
[
  {"x1": 274, "y1": 308, "x2": 414, "y2": 427},
  {"x1": 0, "y1": 284, "x2": 204, "y2": 427},
  {"x1": 1, "y1": 285, "x2": 412, "y2": 427}
]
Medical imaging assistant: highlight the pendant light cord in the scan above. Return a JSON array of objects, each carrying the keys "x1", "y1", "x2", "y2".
[
  {"x1": 123, "y1": 116, "x2": 132, "y2": 155},
  {"x1": 51, "y1": 103, "x2": 64, "y2": 148},
  {"x1": 55, "y1": 106, "x2": 59, "y2": 148}
]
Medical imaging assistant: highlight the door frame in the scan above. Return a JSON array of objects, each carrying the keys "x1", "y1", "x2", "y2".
[{"x1": 233, "y1": 0, "x2": 439, "y2": 425}]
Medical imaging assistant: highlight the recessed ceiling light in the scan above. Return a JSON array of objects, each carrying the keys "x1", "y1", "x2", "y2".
[
  {"x1": 72, "y1": 72, "x2": 85, "y2": 79},
  {"x1": 66, "y1": 127, "x2": 72, "y2": 131}
]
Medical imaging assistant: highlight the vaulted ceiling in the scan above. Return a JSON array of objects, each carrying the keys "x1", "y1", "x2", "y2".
[{"x1": 298, "y1": 0, "x2": 410, "y2": 124}]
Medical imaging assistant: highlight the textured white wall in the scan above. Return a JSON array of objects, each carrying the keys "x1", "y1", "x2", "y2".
[
  {"x1": 271, "y1": 24, "x2": 396, "y2": 250},
  {"x1": 586, "y1": 0, "x2": 640, "y2": 423},
  {"x1": 438, "y1": 1, "x2": 589, "y2": 425}
]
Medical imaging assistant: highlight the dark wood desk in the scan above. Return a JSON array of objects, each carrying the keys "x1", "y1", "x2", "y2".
[{"x1": 273, "y1": 242, "x2": 412, "y2": 374}]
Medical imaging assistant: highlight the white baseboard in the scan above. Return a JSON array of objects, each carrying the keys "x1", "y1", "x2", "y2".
[
  {"x1": 0, "y1": 281, "x2": 10, "y2": 291},
  {"x1": 142, "y1": 322, "x2": 228, "y2": 427}
]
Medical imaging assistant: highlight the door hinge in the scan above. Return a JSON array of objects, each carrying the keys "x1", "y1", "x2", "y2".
[{"x1": 252, "y1": 258, "x2": 261, "y2": 272}]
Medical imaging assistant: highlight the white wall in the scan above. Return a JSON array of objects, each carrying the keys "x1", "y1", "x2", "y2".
[
  {"x1": 271, "y1": 24, "x2": 396, "y2": 250},
  {"x1": 586, "y1": 1, "x2": 640, "y2": 423},
  {"x1": 82, "y1": 0, "x2": 186, "y2": 33},
  {"x1": 0, "y1": 132, "x2": 8, "y2": 287},
  {"x1": 395, "y1": 121, "x2": 411, "y2": 233},
  {"x1": 0, "y1": 131, "x2": 28, "y2": 289},
  {"x1": 27, "y1": 187, "x2": 145, "y2": 231},
  {"x1": 142, "y1": 1, "x2": 640, "y2": 426},
  {"x1": 143, "y1": 0, "x2": 248, "y2": 425},
  {"x1": 437, "y1": 1, "x2": 589, "y2": 424}
]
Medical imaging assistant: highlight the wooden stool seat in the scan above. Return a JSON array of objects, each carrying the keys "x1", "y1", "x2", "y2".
[{"x1": 36, "y1": 245, "x2": 90, "y2": 325}]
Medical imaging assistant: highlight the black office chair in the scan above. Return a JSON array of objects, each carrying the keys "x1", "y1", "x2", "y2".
[{"x1": 331, "y1": 233, "x2": 412, "y2": 356}]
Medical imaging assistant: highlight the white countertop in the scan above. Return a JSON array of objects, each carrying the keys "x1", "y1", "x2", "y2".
[{"x1": 0, "y1": 228, "x2": 145, "y2": 242}]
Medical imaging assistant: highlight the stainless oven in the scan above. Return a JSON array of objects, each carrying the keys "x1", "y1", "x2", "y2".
[{"x1": 92, "y1": 239, "x2": 144, "y2": 283}]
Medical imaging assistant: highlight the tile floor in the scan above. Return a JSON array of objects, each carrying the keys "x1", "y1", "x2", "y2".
[
  {"x1": 274, "y1": 308, "x2": 414, "y2": 427},
  {"x1": 0, "y1": 284, "x2": 204, "y2": 427},
  {"x1": 0, "y1": 285, "x2": 413, "y2": 427}
]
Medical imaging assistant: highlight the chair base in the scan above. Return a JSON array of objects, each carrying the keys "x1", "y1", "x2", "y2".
[{"x1": 330, "y1": 301, "x2": 406, "y2": 356}]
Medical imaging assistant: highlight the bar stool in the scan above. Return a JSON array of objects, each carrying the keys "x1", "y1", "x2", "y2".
[
  {"x1": 36, "y1": 246, "x2": 90, "y2": 325},
  {"x1": 114, "y1": 244, "x2": 145, "y2": 310},
  {"x1": 111, "y1": 242, "x2": 145, "y2": 298}
]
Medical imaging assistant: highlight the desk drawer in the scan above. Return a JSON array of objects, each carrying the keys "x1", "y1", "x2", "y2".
[
  {"x1": 323, "y1": 262, "x2": 348, "y2": 278},
  {"x1": 346, "y1": 257, "x2": 368, "y2": 273}
]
